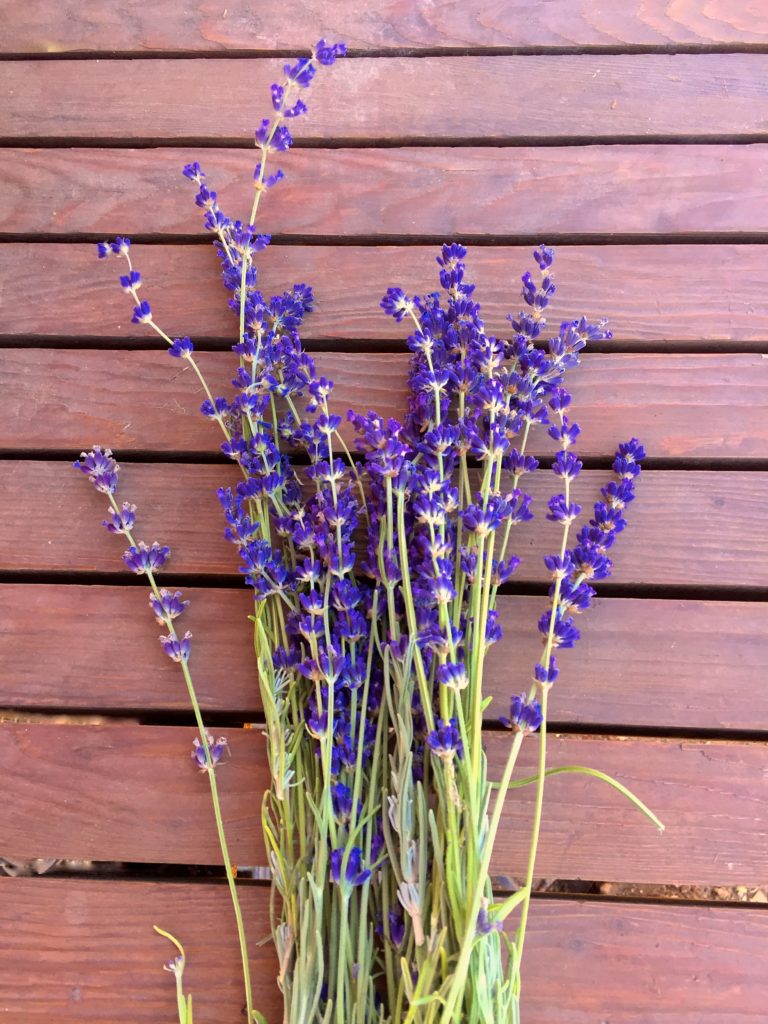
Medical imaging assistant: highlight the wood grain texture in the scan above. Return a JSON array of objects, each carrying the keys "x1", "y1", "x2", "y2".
[
  {"x1": 4, "y1": 55, "x2": 768, "y2": 141},
  {"x1": 3, "y1": 0, "x2": 767, "y2": 53},
  {"x1": 5, "y1": 461, "x2": 767, "y2": 588},
  {"x1": 4, "y1": 878, "x2": 766, "y2": 1022},
  {"x1": 5, "y1": 243, "x2": 768, "y2": 346},
  {"x1": 2, "y1": 584, "x2": 767, "y2": 731},
  {"x1": 4, "y1": 349, "x2": 767, "y2": 460},
  {"x1": 5, "y1": 145, "x2": 768, "y2": 237},
  {"x1": 2, "y1": 723, "x2": 766, "y2": 884}
]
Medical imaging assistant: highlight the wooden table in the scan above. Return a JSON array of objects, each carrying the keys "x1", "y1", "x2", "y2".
[{"x1": 1, "y1": 3, "x2": 767, "y2": 1021}]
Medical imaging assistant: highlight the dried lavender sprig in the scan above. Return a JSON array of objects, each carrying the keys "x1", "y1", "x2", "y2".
[{"x1": 73, "y1": 446, "x2": 257, "y2": 1024}]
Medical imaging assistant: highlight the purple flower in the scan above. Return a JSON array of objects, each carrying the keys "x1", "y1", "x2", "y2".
[
  {"x1": 535, "y1": 658, "x2": 559, "y2": 687},
  {"x1": 330, "y1": 847, "x2": 371, "y2": 887},
  {"x1": 168, "y1": 336, "x2": 194, "y2": 358},
  {"x1": 131, "y1": 300, "x2": 152, "y2": 324},
  {"x1": 537, "y1": 611, "x2": 580, "y2": 649},
  {"x1": 313, "y1": 39, "x2": 347, "y2": 66},
  {"x1": 427, "y1": 718, "x2": 463, "y2": 761},
  {"x1": 74, "y1": 446, "x2": 119, "y2": 494},
  {"x1": 123, "y1": 541, "x2": 170, "y2": 575},
  {"x1": 191, "y1": 734, "x2": 228, "y2": 771},
  {"x1": 182, "y1": 162, "x2": 205, "y2": 184},
  {"x1": 477, "y1": 905, "x2": 503, "y2": 935},
  {"x1": 387, "y1": 909, "x2": 406, "y2": 947},
  {"x1": 119, "y1": 270, "x2": 141, "y2": 292},
  {"x1": 331, "y1": 783, "x2": 354, "y2": 824},
  {"x1": 102, "y1": 501, "x2": 136, "y2": 534},
  {"x1": 149, "y1": 589, "x2": 190, "y2": 625},
  {"x1": 437, "y1": 662, "x2": 469, "y2": 691},
  {"x1": 380, "y1": 288, "x2": 414, "y2": 322},
  {"x1": 284, "y1": 57, "x2": 316, "y2": 88},
  {"x1": 546, "y1": 494, "x2": 582, "y2": 524},
  {"x1": 500, "y1": 693, "x2": 543, "y2": 733},
  {"x1": 552, "y1": 450, "x2": 582, "y2": 481},
  {"x1": 160, "y1": 630, "x2": 192, "y2": 662},
  {"x1": 613, "y1": 437, "x2": 646, "y2": 478}
]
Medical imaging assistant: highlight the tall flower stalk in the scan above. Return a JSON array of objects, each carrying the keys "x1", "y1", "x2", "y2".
[
  {"x1": 79, "y1": 40, "x2": 663, "y2": 1024},
  {"x1": 73, "y1": 447, "x2": 257, "y2": 1023}
]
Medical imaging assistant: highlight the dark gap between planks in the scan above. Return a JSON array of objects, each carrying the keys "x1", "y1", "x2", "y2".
[
  {"x1": 2, "y1": 336, "x2": 767, "y2": 355},
  {"x1": 4, "y1": 450, "x2": 768, "y2": 472},
  {"x1": 4, "y1": 44, "x2": 768, "y2": 60},
  {"x1": 3, "y1": 863, "x2": 765, "y2": 912},
  {"x1": 4, "y1": 134, "x2": 768, "y2": 149},
  {"x1": 6, "y1": 705, "x2": 767, "y2": 743},
  {"x1": 0, "y1": 571, "x2": 766, "y2": 603},
  {"x1": 7, "y1": 232, "x2": 768, "y2": 247}
]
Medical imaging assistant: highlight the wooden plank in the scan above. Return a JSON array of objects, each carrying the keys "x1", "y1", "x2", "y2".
[
  {"x1": 4, "y1": 461, "x2": 767, "y2": 588},
  {"x1": 5, "y1": 145, "x2": 768, "y2": 238},
  {"x1": 4, "y1": 243, "x2": 768, "y2": 347},
  {"x1": 4, "y1": 55, "x2": 768, "y2": 141},
  {"x1": 3, "y1": 879, "x2": 766, "y2": 1023},
  {"x1": 3, "y1": 585, "x2": 767, "y2": 732},
  {"x1": 3, "y1": 349, "x2": 767, "y2": 460},
  {"x1": 0, "y1": 877, "x2": 278, "y2": 1023},
  {"x1": 2, "y1": 723, "x2": 766, "y2": 884},
  {"x1": 3, "y1": 0, "x2": 767, "y2": 53}
]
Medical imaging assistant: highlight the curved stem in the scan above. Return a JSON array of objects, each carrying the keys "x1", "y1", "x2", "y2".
[{"x1": 108, "y1": 494, "x2": 255, "y2": 1022}]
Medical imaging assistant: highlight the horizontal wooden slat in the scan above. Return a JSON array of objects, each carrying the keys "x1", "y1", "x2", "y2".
[
  {"x1": 6, "y1": 244, "x2": 768, "y2": 348},
  {"x1": 4, "y1": 55, "x2": 768, "y2": 141},
  {"x1": 3, "y1": 585, "x2": 767, "y2": 731},
  {"x1": 5, "y1": 461, "x2": 766, "y2": 587},
  {"x1": 4, "y1": 243, "x2": 767, "y2": 346},
  {"x1": 5, "y1": 145, "x2": 768, "y2": 237},
  {"x1": 4, "y1": 878, "x2": 765, "y2": 1023},
  {"x1": 3, "y1": 1, "x2": 767, "y2": 53},
  {"x1": 2, "y1": 723, "x2": 766, "y2": 884},
  {"x1": 4, "y1": 349, "x2": 767, "y2": 460}
]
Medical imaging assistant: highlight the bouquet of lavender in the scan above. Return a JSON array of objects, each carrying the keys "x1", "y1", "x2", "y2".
[{"x1": 74, "y1": 40, "x2": 662, "y2": 1024}]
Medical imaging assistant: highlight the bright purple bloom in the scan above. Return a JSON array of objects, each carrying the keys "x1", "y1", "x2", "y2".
[
  {"x1": 500, "y1": 693, "x2": 543, "y2": 733},
  {"x1": 168, "y1": 336, "x2": 194, "y2": 358},
  {"x1": 160, "y1": 630, "x2": 192, "y2": 662},
  {"x1": 102, "y1": 501, "x2": 136, "y2": 534},
  {"x1": 330, "y1": 847, "x2": 371, "y2": 887},
  {"x1": 123, "y1": 541, "x2": 170, "y2": 575},
  {"x1": 149, "y1": 589, "x2": 190, "y2": 624},
  {"x1": 74, "y1": 446, "x2": 119, "y2": 494},
  {"x1": 131, "y1": 300, "x2": 152, "y2": 324},
  {"x1": 427, "y1": 718, "x2": 463, "y2": 761}
]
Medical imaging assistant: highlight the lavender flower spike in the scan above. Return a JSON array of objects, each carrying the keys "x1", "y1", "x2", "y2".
[{"x1": 191, "y1": 734, "x2": 229, "y2": 771}]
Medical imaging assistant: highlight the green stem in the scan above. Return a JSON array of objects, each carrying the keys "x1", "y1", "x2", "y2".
[
  {"x1": 438, "y1": 731, "x2": 525, "y2": 1024},
  {"x1": 109, "y1": 495, "x2": 254, "y2": 1022}
]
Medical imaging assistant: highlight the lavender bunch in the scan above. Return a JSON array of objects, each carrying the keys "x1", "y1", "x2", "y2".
[
  {"x1": 79, "y1": 39, "x2": 665, "y2": 1024},
  {"x1": 340, "y1": 244, "x2": 661, "y2": 1023}
]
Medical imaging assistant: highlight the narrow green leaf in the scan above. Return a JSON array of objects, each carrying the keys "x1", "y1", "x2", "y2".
[
  {"x1": 491, "y1": 764, "x2": 665, "y2": 832},
  {"x1": 489, "y1": 887, "x2": 529, "y2": 921}
]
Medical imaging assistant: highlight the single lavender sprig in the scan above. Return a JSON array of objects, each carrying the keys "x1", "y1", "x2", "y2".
[{"x1": 73, "y1": 446, "x2": 257, "y2": 1024}]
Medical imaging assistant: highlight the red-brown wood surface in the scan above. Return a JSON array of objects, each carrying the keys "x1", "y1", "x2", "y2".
[
  {"x1": 4, "y1": 243, "x2": 766, "y2": 346},
  {"x1": 4, "y1": 349, "x2": 767, "y2": 459},
  {"x1": 3, "y1": 723, "x2": 766, "y2": 885},
  {"x1": 5, "y1": 145, "x2": 768, "y2": 237},
  {"x1": 4, "y1": 6, "x2": 768, "y2": 1019},
  {"x1": 4, "y1": 585, "x2": 767, "y2": 730},
  {"x1": 4, "y1": 55, "x2": 768, "y2": 141},
  {"x1": 3, "y1": 1, "x2": 767, "y2": 53},
  {"x1": 5, "y1": 461, "x2": 765, "y2": 588},
  {"x1": 4, "y1": 877, "x2": 765, "y2": 1023}
]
